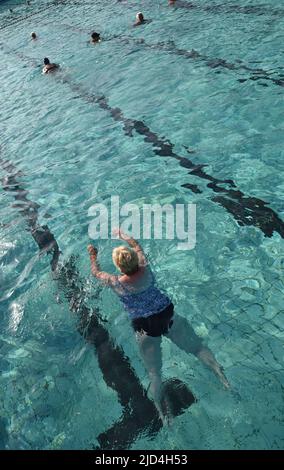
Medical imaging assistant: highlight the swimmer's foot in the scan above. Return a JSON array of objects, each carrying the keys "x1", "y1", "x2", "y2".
[
  {"x1": 146, "y1": 382, "x2": 173, "y2": 426},
  {"x1": 154, "y1": 397, "x2": 172, "y2": 427},
  {"x1": 160, "y1": 392, "x2": 174, "y2": 427},
  {"x1": 213, "y1": 364, "x2": 230, "y2": 390},
  {"x1": 197, "y1": 347, "x2": 230, "y2": 390}
]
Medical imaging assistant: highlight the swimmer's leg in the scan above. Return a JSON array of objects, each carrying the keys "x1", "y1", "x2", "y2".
[
  {"x1": 167, "y1": 314, "x2": 230, "y2": 389},
  {"x1": 136, "y1": 332, "x2": 167, "y2": 422}
]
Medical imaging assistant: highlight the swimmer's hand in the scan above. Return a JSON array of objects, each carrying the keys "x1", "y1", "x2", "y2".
[{"x1": 87, "y1": 244, "x2": 98, "y2": 257}]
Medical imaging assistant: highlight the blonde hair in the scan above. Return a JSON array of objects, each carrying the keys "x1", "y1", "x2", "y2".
[{"x1": 112, "y1": 246, "x2": 139, "y2": 274}]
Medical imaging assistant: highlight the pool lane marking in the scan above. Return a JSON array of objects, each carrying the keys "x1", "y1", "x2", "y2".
[
  {"x1": 0, "y1": 0, "x2": 108, "y2": 32},
  {"x1": 1, "y1": 43, "x2": 284, "y2": 240},
  {"x1": 59, "y1": 79, "x2": 284, "y2": 240},
  {"x1": 2, "y1": 0, "x2": 283, "y2": 34},
  {"x1": 0, "y1": 0, "x2": 71, "y2": 32},
  {"x1": 1, "y1": 3, "x2": 283, "y2": 87},
  {"x1": 57, "y1": 22, "x2": 284, "y2": 89},
  {"x1": 160, "y1": 1, "x2": 284, "y2": 18},
  {"x1": 0, "y1": 158, "x2": 60, "y2": 271}
]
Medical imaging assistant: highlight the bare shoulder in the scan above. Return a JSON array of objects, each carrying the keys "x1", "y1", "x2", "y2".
[{"x1": 96, "y1": 272, "x2": 118, "y2": 286}]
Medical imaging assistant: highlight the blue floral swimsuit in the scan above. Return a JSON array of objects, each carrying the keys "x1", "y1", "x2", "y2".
[{"x1": 116, "y1": 271, "x2": 174, "y2": 337}]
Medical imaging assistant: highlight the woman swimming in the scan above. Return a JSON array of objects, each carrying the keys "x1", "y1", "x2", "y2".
[{"x1": 87, "y1": 229, "x2": 229, "y2": 422}]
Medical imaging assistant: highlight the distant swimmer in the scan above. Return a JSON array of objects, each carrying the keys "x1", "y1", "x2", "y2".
[
  {"x1": 31, "y1": 32, "x2": 37, "y2": 40},
  {"x1": 90, "y1": 32, "x2": 101, "y2": 43},
  {"x1": 134, "y1": 12, "x2": 146, "y2": 27},
  {"x1": 42, "y1": 57, "x2": 59, "y2": 74}
]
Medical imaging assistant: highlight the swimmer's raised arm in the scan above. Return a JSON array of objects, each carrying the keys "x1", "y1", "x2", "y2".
[
  {"x1": 113, "y1": 229, "x2": 147, "y2": 266},
  {"x1": 87, "y1": 245, "x2": 117, "y2": 285}
]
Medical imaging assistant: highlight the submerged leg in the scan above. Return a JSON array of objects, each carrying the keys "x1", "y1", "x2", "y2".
[
  {"x1": 167, "y1": 314, "x2": 230, "y2": 389},
  {"x1": 136, "y1": 332, "x2": 168, "y2": 422}
]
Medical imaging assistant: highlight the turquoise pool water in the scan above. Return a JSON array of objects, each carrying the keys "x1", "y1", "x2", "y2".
[{"x1": 0, "y1": 0, "x2": 283, "y2": 450}]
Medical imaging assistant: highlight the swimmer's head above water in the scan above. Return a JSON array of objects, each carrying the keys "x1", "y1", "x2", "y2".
[
  {"x1": 42, "y1": 57, "x2": 59, "y2": 74},
  {"x1": 31, "y1": 32, "x2": 37, "y2": 40},
  {"x1": 91, "y1": 32, "x2": 101, "y2": 43},
  {"x1": 134, "y1": 12, "x2": 145, "y2": 26},
  {"x1": 136, "y1": 12, "x2": 144, "y2": 22},
  {"x1": 112, "y1": 246, "x2": 139, "y2": 275}
]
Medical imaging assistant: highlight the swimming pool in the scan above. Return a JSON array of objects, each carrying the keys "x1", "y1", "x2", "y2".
[{"x1": 0, "y1": 0, "x2": 283, "y2": 450}]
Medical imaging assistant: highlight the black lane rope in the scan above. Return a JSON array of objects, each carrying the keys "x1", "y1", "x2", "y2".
[
  {"x1": 66, "y1": 83, "x2": 284, "y2": 238},
  {"x1": 2, "y1": 0, "x2": 284, "y2": 34},
  {"x1": 0, "y1": 0, "x2": 99, "y2": 32},
  {"x1": 167, "y1": 0, "x2": 284, "y2": 18},
  {"x1": 55, "y1": 83, "x2": 284, "y2": 239},
  {"x1": 0, "y1": 159, "x2": 60, "y2": 271},
  {"x1": 59, "y1": 22, "x2": 284, "y2": 88},
  {"x1": 0, "y1": 155, "x2": 195, "y2": 450},
  {"x1": 150, "y1": 41, "x2": 284, "y2": 88},
  {"x1": 1, "y1": 2, "x2": 283, "y2": 87},
  {"x1": 1, "y1": 42, "x2": 284, "y2": 239},
  {"x1": 4, "y1": 16, "x2": 284, "y2": 89},
  {"x1": 0, "y1": 1, "x2": 68, "y2": 31}
]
